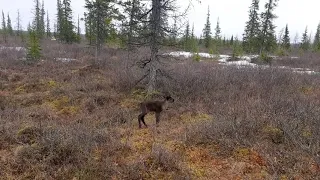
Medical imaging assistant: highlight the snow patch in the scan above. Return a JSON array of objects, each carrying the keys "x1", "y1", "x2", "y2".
[
  {"x1": 55, "y1": 58, "x2": 77, "y2": 62},
  {"x1": 223, "y1": 60, "x2": 257, "y2": 67},
  {"x1": 164, "y1": 51, "x2": 219, "y2": 59},
  {"x1": 167, "y1": 51, "x2": 317, "y2": 75},
  {"x1": 0, "y1": 46, "x2": 26, "y2": 52}
]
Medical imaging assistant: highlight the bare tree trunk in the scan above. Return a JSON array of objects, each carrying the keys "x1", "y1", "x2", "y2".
[{"x1": 147, "y1": 0, "x2": 161, "y2": 93}]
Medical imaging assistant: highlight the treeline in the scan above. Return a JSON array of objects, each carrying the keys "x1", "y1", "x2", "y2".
[{"x1": 1, "y1": 0, "x2": 320, "y2": 56}]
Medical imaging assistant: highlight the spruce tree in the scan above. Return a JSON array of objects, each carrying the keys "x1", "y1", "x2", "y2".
[
  {"x1": 214, "y1": 17, "x2": 221, "y2": 41},
  {"x1": 169, "y1": 15, "x2": 178, "y2": 46},
  {"x1": 120, "y1": 0, "x2": 147, "y2": 49},
  {"x1": 281, "y1": 24, "x2": 290, "y2": 50},
  {"x1": 27, "y1": 24, "x2": 41, "y2": 62},
  {"x1": 60, "y1": 0, "x2": 76, "y2": 43},
  {"x1": 85, "y1": 0, "x2": 120, "y2": 58},
  {"x1": 259, "y1": 0, "x2": 279, "y2": 55},
  {"x1": 222, "y1": 36, "x2": 226, "y2": 46},
  {"x1": 313, "y1": 23, "x2": 320, "y2": 51},
  {"x1": 190, "y1": 23, "x2": 198, "y2": 52},
  {"x1": 230, "y1": 35, "x2": 234, "y2": 45},
  {"x1": 84, "y1": 11, "x2": 94, "y2": 45},
  {"x1": 7, "y1": 13, "x2": 13, "y2": 36},
  {"x1": 46, "y1": 10, "x2": 51, "y2": 38},
  {"x1": 232, "y1": 36, "x2": 243, "y2": 58},
  {"x1": 1, "y1": 11, "x2": 7, "y2": 43},
  {"x1": 16, "y1": 10, "x2": 22, "y2": 37},
  {"x1": 202, "y1": 6, "x2": 212, "y2": 48},
  {"x1": 56, "y1": 0, "x2": 63, "y2": 39},
  {"x1": 301, "y1": 26, "x2": 310, "y2": 51},
  {"x1": 53, "y1": 23, "x2": 57, "y2": 38},
  {"x1": 33, "y1": 0, "x2": 41, "y2": 37},
  {"x1": 39, "y1": 0, "x2": 46, "y2": 38},
  {"x1": 184, "y1": 21, "x2": 190, "y2": 51},
  {"x1": 243, "y1": 0, "x2": 260, "y2": 53},
  {"x1": 76, "y1": 15, "x2": 81, "y2": 43}
]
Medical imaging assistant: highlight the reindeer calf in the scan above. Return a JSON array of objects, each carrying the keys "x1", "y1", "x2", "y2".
[{"x1": 138, "y1": 95, "x2": 174, "y2": 128}]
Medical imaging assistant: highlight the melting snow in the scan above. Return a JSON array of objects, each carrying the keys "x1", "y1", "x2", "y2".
[
  {"x1": 167, "y1": 51, "x2": 319, "y2": 75},
  {"x1": 55, "y1": 58, "x2": 77, "y2": 62},
  {"x1": 0, "y1": 46, "x2": 26, "y2": 52},
  {"x1": 223, "y1": 60, "x2": 257, "y2": 67}
]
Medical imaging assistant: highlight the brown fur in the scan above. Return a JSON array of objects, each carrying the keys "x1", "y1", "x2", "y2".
[{"x1": 138, "y1": 96, "x2": 174, "y2": 128}]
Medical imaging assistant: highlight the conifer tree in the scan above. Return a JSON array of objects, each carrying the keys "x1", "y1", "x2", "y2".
[
  {"x1": 281, "y1": 24, "x2": 290, "y2": 50},
  {"x1": 16, "y1": 10, "x2": 22, "y2": 37},
  {"x1": 1, "y1": 11, "x2": 7, "y2": 43},
  {"x1": 259, "y1": 0, "x2": 279, "y2": 55},
  {"x1": 85, "y1": 0, "x2": 119, "y2": 58},
  {"x1": 232, "y1": 36, "x2": 243, "y2": 58},
  {"x1": 313, "y1": 23, "x2": 320, "y2": 51},
  {"x1": 84, "y1": 11, "x2": 94, "y2": 45},
  {"x1": 222, "y1": 36, "x2": 226, "y2": 46},
  {"x1": 301, "y1": 26, "x2": 310, "y2": 51},
  {"x1": 27, "y1": 23, "x2": 41, "y2": 61},
  {"x1": 202, "y1": 6, "x2": 211, "y2": 48},
  {"x1": 53, "y1": 23, "x2": 57, "y2": 38},
  {"x1": 33, "y1": 0, "x2": 41, "y2": 37},
  {"x1": 243, "y1": 0, "x2": 260, "y2": 53},
  {"x1": 184, "y1": 21, "x2": 191, "y2": 51},
  {"x1": 46, "y1": 10, "x2": 51, "y2": 38},
  {"x1": 230, "y1": 35, "x2": 234, "y2": 45},
  {"x1": 56, "y1": 0, "x2": 63, "y2": 39},
  {"x1": 7, "y1": 13, "x2": 13, "y2": 36},
  {"x1": 39, "y1": 0, "x2": 46, "y2": 38},
  {"x1": 214, "y1": 17, "x2": 221, "y2": 41},
  {"x1": 120, "y1": 0, "x2": 147, "y2": 49},
  {"x1": 76, "y1": 15, "x2": 81, "y2": 43},
  {"x1": 60, "y1": 0, "x2": 76, "y2": 43},
  {"x1": 169, "y1": 15, "x2": 178, "y2": 46},
  {"x1": 190, "y1": 23, "x2": 198, "y2": 52}
]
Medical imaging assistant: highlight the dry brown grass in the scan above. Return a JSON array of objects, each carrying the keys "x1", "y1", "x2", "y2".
[{"x1": 0, "y1": 42, "x2": 320, "y2": 179}]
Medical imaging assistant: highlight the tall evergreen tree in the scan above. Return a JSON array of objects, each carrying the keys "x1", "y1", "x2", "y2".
[
  {"x1": 16, "y1": 10, "x2": 22, "y2": 37},
  {"x1": 313, "y1": 23, "x2": 320, "y2": 51},
  {"x1": 56, "y1": 0, "x2": 63, "y2": 39},
  {"x1": 27, "y1": 27, "x2": 41, "y2": 62},
  {"x1": 85, "y1": 0, "x2": 119, "y2": 58},
  {"x1": 121, "y1": 0, "x2": 148, "y2": 49},
  {"x1": 202, "y1": 6, "x2": 211, "y2": 48},
  {"x1": 1, "y1": 11, "x2": 7, "y2": 43},
  {"x1": 39, "y1": 0, "x2": 46, "y2": 38},
  {"x1": 169, "y1": 15, "x2": 178, "y2": 46},
  {"x1": 53, "y1": 23, "x2": 57, "y2": 38},
  {"x1": 33, "y1": 0, "x2": 41, "y2": 37},
  {"x1": 259, "y1": 0, "x2": 279, "y2": 55},
  {"x1": 60, "y1": 0, "x2": 76, "y2": 43},
  {"x1": 190, "y1": 23, "x2": 198, "y2": 52},
  {"x1": 214, "y1": 17, "x2": 221, "y2": 40},
  {"x1": 84, "y1": 11, "x2": 94, "y2": 45},
  {"x1": 184, "y1": 21, "x2": 191, "y2": 51},
  {"x1": 243, "y1": 0, "x2": 260, "y2": 53},
  {"x1": 230, "y1": 35, "x2": 234, "y2": 45},
  {"x1": 7, "y1": 13, "x2": 13, "y2": 36},
  {"x1": 46, "y1": 10, "x2": 51, "y2": 38},
  {"x1": 301, "y1": 26, "x2": 310, "y2": 51},
  {"x1": 281, "y1": 24, "x2": 290, "y2": 50},
  {"x1": 76, "y1": 15, "x2": 81, "y2": 43}
]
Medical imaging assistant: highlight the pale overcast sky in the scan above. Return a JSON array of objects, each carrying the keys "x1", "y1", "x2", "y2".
[{"x1": 0, "y1": 0, "x2": 319, "y2": 41}]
